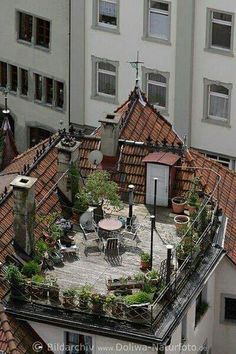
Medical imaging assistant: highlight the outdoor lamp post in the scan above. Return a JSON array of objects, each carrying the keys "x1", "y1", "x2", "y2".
[
  {"x1": 150, "y1": 215, "x2": 155, "y2": 269},
  {"x1": 153, "y1": 178, "x2": 158, "y2": 222},
  {"x1": 128, "y1": 184, "x2": 135, "y2": 219},
  {"x1": 166, "y1": 245, "x2": 173, "y2": 285}
]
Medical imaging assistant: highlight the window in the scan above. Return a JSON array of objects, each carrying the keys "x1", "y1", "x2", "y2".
[
  {"x1": 204, "y1": 79, "x2": 232, "y2": 124},
  {"x1": 225, "y1": 297, "x2": 236, "y2": 321},
  {"x1": 35, "y1": 74, "x2": 43, "y2": 101},
  {"x1": 20, "y1": 69, "x2": 28, "y2": 96},
  {"x1": 146, "y1": 1, "x2": 171, "y2": 42},
  {"x1": 98, "y1": 0, "x2": 117, "y2": 27},
  {"x1": 143, "y1": 68, "x2": 169, "y2": 112},
  {"x1": 65, "y1": 332, "x2": 92, "y2": 354},
  {"x1": 18, "y1": 12, "x2": 33, "y2": 42},
  {"x1": 55, "y1": 81, "x2": 64, "y2": 108},
  {"x1": 208, "y1": 9, "x2": 234, "y2": 52},
  {"x1": 0, "y1": 62, "x2": 7, "y2": 88},
  {"x1": 29, "y1": 127, "x2": 51, "y2": 147},
  {"x1": 36, "y1": 18, "x2": 50, "y2": 48},
  {"x1": 17, "y1": 12, "x2": 50, "y2": 50},
  {"x1": 92, "y1": 56, "x2": 118, "y2": 103},
  {"x1": 45, "y1": 77, "x2": 53, "y2": 104},
  {"x1": 10, "y1": 65, "x2": 18, "y2": 92},
  {"x1": 205, "y1": 153, "x2": 232, "y2": 169},
  {"x1": 195, "y1": 286, "x2": 208, "y2": 326}
]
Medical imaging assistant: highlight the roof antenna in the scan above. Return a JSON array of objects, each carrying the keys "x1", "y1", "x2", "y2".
[{"x1": 129, "y1": 51, "x2": 144, "y2": 89}]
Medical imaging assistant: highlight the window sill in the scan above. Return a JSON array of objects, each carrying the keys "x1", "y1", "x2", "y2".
[
  {"x1": 142, "y1": 35, "x2": 171, "y2": 46},
  {"x1": 204, "y1": 47, "x2": 234, "y2": 57},
  {"x1": 34, "y1": 44, "x2": 51, "y2": 53},
  {"x1": 17, "y1": 39, "x2": 32, "y2": 47},
  {"x1": 16, "y1": 39, "x2": 50, "y2": 53},
  {"x1": 202, "y1": 118, "x2": 231, "y2": 128},
  {"x1": 91, "y1": 24, "x2": 120, "y2": 35},
  {"x1": 91, "y1": 94, "x2": 119, "y2": 105}
]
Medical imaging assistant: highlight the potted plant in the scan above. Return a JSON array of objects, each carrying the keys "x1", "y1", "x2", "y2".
[
  {"x1": 22, "y1": 260, "x2": 41, "y2": 278},
  {"x1": 140, "y1": 253, "x2": 151, "y2": 271},
  {"x1": 34, "y1": 240, "x2": 48, "y2": 266},
  {"x1": 48, "y1": 277, "x2": 60, "y2": 302},
  {"x1": 63, "y1": 288, "x2": 77, "y2": 308},
  {"x1": 187, "y1": 193, "x2": 200, "y2": 216},
  {"x1": 145, "y1": 269, "x2": 159, "y2": 285},
  {"x1": 171, "y1": 196, "x2": 186, "y2": 214},
  {"x1": 107, "y1": 296, "x2": 124, "y2": 317},
  {"x1": 6, "y1": 264, "x2": 26, "y2": 300},
  {"x1": 31, "y1": 275, "x2": 48, "y2": 300},
  {"x1": 77, "y1": 285, "x2": 92, "y2": 310},
  {"x1": 124, "y1": 291, "x2": 151, "y2": 319},
  {"x1": 176, "y1": 237, "x2": 194, "y2": 267},
  {"x1": 90, "y1": 293, "x2": 105, "y2": 314},
  {"x1": 174, "y1": 215, "x2": 190, "y2": 231}
]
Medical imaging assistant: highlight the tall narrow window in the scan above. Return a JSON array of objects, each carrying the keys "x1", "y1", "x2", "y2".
[
  {"x1": 35, "y1": 74, "x2": 43, "y2": 101},
  {"x1": 148, "y1": 1, "x2": 170, "y2": 41},
  {"x1": 55, "y1": 81, "x2": 64, "y2": 108},
  {"x1": 65, "y1": 332, "x2": 92, "y2": 354},
  {"x1": 10, "y1": 65, "x2": 18, "y2": 92},
  {"x1": 209, "y1": 10, "x2": 233, "y2": 51},
  {"x1": 0, "y1": 62, "x2": 7, "y2": 88},
  {"x1": 98, "y1": 0, "x2": 118, "y2": 27},
  {"x1": 147, "y1": 72, "x2": 167, "y2": 108},
  {"x1": 208, "y1": 84, "x2": 229, "y2": 120},
  {"x1": 20, "y1": 69, "x2": 28, "y2": 96},
  {"x1": 97, "y1": 62, "x2": 116, "y2": 96},
  {"x1": 45, "y1": 77, "x2": 53, "y2": 104},
  {"x1": 18, "y1": 12, "x2": 33, "y2": 42},
  {"x1": 36, "y1": 18, "x2": 50, "y2": 48}
]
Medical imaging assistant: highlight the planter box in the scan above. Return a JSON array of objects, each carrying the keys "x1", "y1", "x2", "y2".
[{"x1": 107, "y1": 280, "x2": 145, "y2": 291}]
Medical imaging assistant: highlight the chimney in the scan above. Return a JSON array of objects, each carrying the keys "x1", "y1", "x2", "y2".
[
  {"x1": 10, "y1": 175, "x2": 37, "y2": 255},
  {"x1": 99, "y1": 113, "x2": 121, "y2": 157},
  {"x1": 56, "y1": 138, "x2": 81, "y2": 202}
]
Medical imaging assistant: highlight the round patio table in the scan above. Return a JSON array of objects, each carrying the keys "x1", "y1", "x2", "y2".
[{"x1": 98, "y1": 219, "x2": 123, "y2": 232}]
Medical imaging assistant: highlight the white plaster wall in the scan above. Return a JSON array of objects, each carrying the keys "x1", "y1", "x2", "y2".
[
  {"x1": 191, "y1": 0, "x2": 236, "y2": 157},
  {"x1": 0, "y1": 0, "x2": 69, "y2": 151},
  {"x1": 84, "y1": 0, "x2": 177, "y2": 127},
  {"x1": 213, "y1": 257, "x2": 236, "y2": 354}
]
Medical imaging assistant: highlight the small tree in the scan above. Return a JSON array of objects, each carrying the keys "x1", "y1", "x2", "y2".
[
  {"x1": 75, "y1": 171, "x2": 121, "y2": 209},
  {"x1": 69, "y1": 162, "x2": 80, "y2": 204}
]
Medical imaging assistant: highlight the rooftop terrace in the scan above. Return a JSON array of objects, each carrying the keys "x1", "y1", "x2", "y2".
[{"x1": 48, "y1": 204, "x2": 178, "y2": 294}]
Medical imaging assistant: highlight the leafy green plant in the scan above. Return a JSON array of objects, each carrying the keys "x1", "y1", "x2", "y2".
[
  {"x1": 6, "y1": 265, "x2": 25, "y2": 285},
  {"x1": 140, "y1": 252, "x2": 151, "y2": 263},
  {"x1": 49, "y1": 224, "x2": 63, "y2": 240},
  {"x1": 63, "y1": 288, "x2": 77, "y2": 297},
  {"x1": 31, "y1": 275, "x2": 45, "y2": 284},
  {"x1": 105, "y1": 294, "x2": 117, "y2": 305},
  {"x1": 187, "y1": 177, "x2": 201, "y2": 207},
  {"x1": 146, "y1": 269, "x2": 159, "y2": 280},
  {"x1": 124, "y1": 291, "x2": 151, "y2": 305},
  {"x1": 22, "y1": 261, "x2": 40, "y2": 278},
  {"x1": 133, "y1": 273, "x2": 145, "y2": 282},
  {"x1": 79, "y1": 171, "x2": 121, "y2": 208},
  {"x1": 74, "y1": 191, "x2": 90, "y2": 214},
  {"x1": 34, "y1": 240, "x2": 48, "y2": 263},
  {"x1": 90, "y1": 293, "x2": 105, "y2": 304},
  {"x1": 77, "y1": 285, "x2": 93, "y2": 300},
  {"x1": 119, "y1": 276, "x2": 128, "y2": 284}
]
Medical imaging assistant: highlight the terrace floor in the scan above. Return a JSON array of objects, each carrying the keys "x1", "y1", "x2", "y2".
[{"x1": 48, "y1": 204, "x2": 179, "y2": 294}]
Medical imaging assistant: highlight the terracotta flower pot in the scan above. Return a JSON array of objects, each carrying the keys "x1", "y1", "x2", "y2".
[
  {"x1": 187, "y1": 204, "x2": 197, "y2": 216},
  {"x1": 172, "y1": 197, "x2": 186, "y2": 214},
  {"x1": 174, "y1": 215, "x2": 190, "y2": 231},
  {"x1": 140, "y1": 260, "x2": 151, "y2": 271}
]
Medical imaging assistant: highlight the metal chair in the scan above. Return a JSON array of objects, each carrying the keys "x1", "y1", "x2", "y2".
[
  {"x1": 103, "y1": 238, "x2": 121, "y2": 265},
  {"x1": 120, "y1": 228, "x2": 138, "y2": 246},
  {"x1": 80, "y1": 223, "x2": 101, "y2": 255}
]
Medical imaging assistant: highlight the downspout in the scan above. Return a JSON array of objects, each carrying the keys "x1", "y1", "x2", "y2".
[{"x1": 68, "y1": 0, "x2": 71, "y2": 126}]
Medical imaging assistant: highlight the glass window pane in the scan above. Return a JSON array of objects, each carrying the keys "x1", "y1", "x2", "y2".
[
  {"x1": 19, "y1": 12, "x2": 33, "y2": 42},
  {"x1": 213, "y1": 12, "x2": 232, "y2": 22},
  {"x1": 35, "y1": 74, "x2": 43, "y2": 101},
  {"x1": 98, "y1": 72, "x2": 116, "y2": 95},
  {"x1": 21, "y1": 69, "x2": 28, "y2": 96},
  {"x1": 209, "y1": 95, "x2": 228, "y2": 119},
  {"x1": 225, "y1": 298, "x2": 236, "y2": 320},
  {"x1": 150, "y1": 12, "x2": 169, "y2": 39},
  {"x1": 10, "y1": 65, "x2": 18, "y2": 92},
  {"x1": 148, "y1": 83, "x2": 166, "y2": 107},
  {"x1": 46, "y1": 78, "x2": 53, "y2": 104},
  {"x1": 0, "y1": 62, "x2": 7, "y2": 88},
  {"x1": 148, "y1": 73, "x2": 166, "y2": 83},
  {"x1": 36, "y1": 18, "x2": 50, "y2": 48},
  {"x1": 150, "y1": 1, "x2": 169, "y2": 11},
  {"x1": 98, "y1": 62, "x2": 116, "y2": 72},
  {"x1": 56, "y1": 81, "x2": 64, "y2": 108},
  {"x1": 210, "y1": 85, "x2": 229, "y2": 95},
  {"x1": 99, "y1": 0, "x2": 117, "y2": 26},
  {"x1": 212, "y1": 23, "x2": 231, "y2": 49}
]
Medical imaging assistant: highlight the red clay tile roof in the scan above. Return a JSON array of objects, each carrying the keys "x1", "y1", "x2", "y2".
[{"x1": 142, "y1": 152, "x2": 181, "y2": 165}]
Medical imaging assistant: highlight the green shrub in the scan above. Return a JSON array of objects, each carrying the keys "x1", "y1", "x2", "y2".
[
  {"x1": 133, "y1": 273, "x2": 145, "y2": 282},
  {"x1": 124, "y1": 291, "x2": 151, "y2": 305},
  {"x1": 35, "y1": 240, "x2": 48, "y2": 263},
  {"x1": 6, "y1": 265, "x2": 24, "y2": 285},
  {"x1": 140, "y1": 252, "x2": 151, "y2": 263},
  {"x1": 63, "y1": 288, "x2": 77, "y2": 297},
  {"x1": 22, "y1": 261, "x2": 40, "y2": 278},
  {"x1": 32, "y1": 275, "x2": 45, "y2": 284},
  {"x1": 146, "y1": 269, "x2": 159, "y2": 280}
]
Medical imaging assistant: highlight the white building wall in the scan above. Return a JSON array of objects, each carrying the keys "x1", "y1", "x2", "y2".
[
  {"x1": 213, "y1": 257, "x2": 236, "y2": 354},
  {"x1": 191, "y1": 0, "x2": 236, "y2": 159}
]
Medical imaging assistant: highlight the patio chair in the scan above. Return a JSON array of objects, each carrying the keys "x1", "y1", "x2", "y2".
[
  {"x1": 80, "y1": 223, "x2": 101, "y2": 255},
  {"x1": 103, "y1": 237, "x2": 122, "y2": 265},
  {"x1": 120, "y1": 228, "x2": 138, "y2": 246},
  {"x1": 57, "y1": 240, "x2": 78, "y2": 258}
]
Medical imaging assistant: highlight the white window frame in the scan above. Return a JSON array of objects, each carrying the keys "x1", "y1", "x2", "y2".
[
  {"x1": 205, "y1": 153, "x2": 232, "y2": 169},
  {"x1": 91, "y1": 56, "x2": 119, "y2": 104},
  {"x1": 65, "y1": 330, "x2": 94, "y2": 354},
  {"x1": 98, "y1": 0, "x2": 118, "y2": 28},
  {"x1": 92, "y1": 0, "x2": 120, "y2": 33},
  {"x1": 208, "y1": 85, "x2": 229, "y2": 121},
  {"x1": 203, "y1": 78, "x2": 232, "y2": 126},
  {"x1": 206, "y1": 8, "x2": 234, "y2": 55},
  {"x1": 142, "y1": 67, "x2": 169, "y2": 114},
  {"x1": 144, "y1": 0, "x2": 171, "y2": 44}
]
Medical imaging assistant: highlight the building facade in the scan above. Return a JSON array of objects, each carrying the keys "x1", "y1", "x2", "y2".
[{"x1": 0, "y1": 0, "x2": 236, "y2": 168}]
